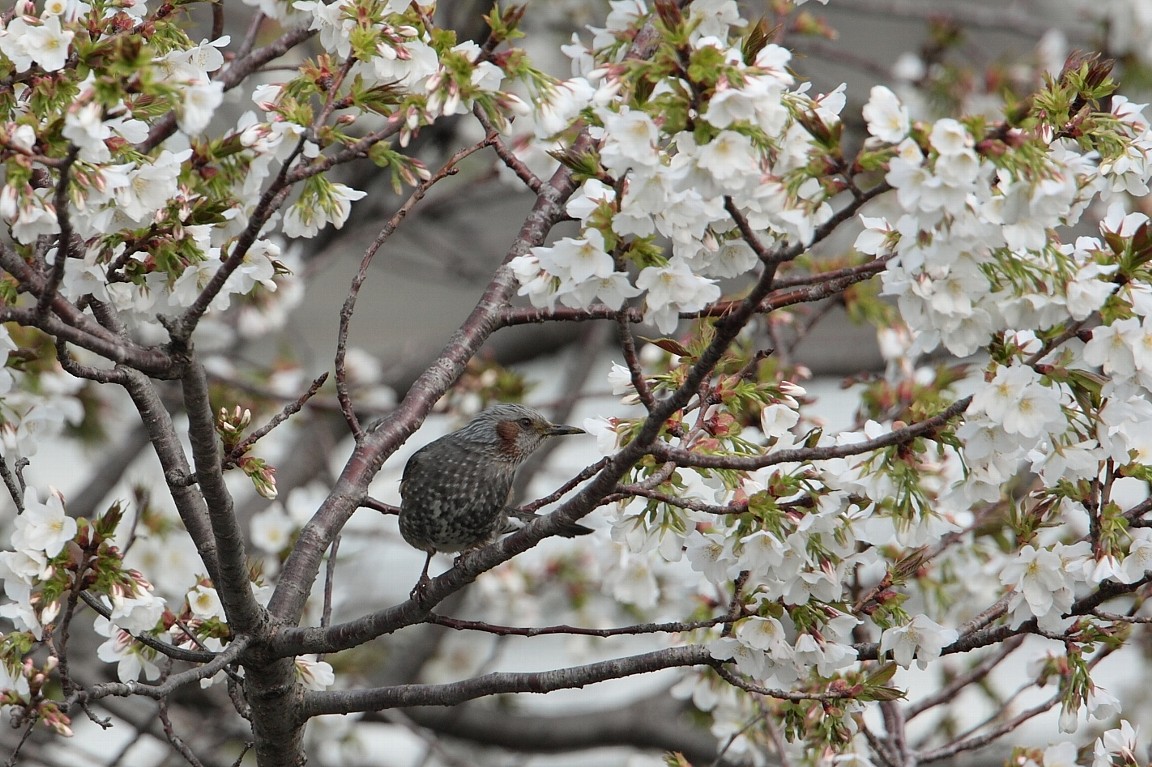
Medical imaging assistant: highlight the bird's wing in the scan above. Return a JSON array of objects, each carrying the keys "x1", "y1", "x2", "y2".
[{"x1": 399, "y1": 447, "x2": 429, "y2": 500}]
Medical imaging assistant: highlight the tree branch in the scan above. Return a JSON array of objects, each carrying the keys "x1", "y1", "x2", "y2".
[
  {"x1": 0, "y1": 257, "x2": 174, "y2": 376},
  {"x1": 120, "y1": 368, "x2": 221, "y2": 584},
  {"x1": 334, "y1": 135, "x2": 494, "y2": 438},
  {"x1": 69, "y1": 635, "x2": 250, "y2": 705},
  {"x1": 78, "y1": 592, "x2": 217, "y2": 664},
  {"x1": 179, "y1": 360, "x2": 263, "y2": 632},
  {"x1": 34, "y1": 146, "x2": 79, "y2": 321},
  {"x1": 426, "y1": 613, "x2": 731, "y2": 638},
  {"x1": 396, "y1": 692, "x2": 748, "y2": 766},
  {"x1": 915, "y1": 690, "x2": 1060, "y2": 763},
  {"x1": 224, "y1": 372, "x2": 329, "y2": 469},
  {"x1": 498, "y1": 256, "x2": 890, "y2": 326},
  {"x1": 140, "y1": 25, "x2": 318, "y2": 153},
  {"x1": 473, "y1": 106, "x2": 541, "y2": 193},
  {"x1": 651, "y1": 396, "x2": 972, "y2": 470},
  {"x1": 266, "y1": 131, "x2": 593, "y2": 626},
  {"x1": 300, "y1": 645, "x2": 714, "y2": 717},
  {"x1": 172, "y1": 162, "x2": 296, "y2": 341},
  {"x1": 904, "y1": 637, "x2": 1024, "y2": 719}
]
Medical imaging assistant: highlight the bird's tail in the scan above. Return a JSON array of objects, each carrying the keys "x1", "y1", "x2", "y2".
[{"x1": 503, "y1": 508, "x2": 594, "y2": 537}]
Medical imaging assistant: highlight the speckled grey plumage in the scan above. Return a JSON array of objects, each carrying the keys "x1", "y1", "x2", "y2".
[{"x1": 399, "y1": 404, "x2": 590, "y2": 570}]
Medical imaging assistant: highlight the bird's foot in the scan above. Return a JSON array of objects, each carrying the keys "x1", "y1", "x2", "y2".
[
  {"x1": 410, "y1": 550, "x2": 435, "y2": 601},
  {"x1": 409, "y1": 574, "x2": 432, "y2": 602}
]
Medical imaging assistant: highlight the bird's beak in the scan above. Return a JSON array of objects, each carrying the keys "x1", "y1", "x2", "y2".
[{"x1": 546, "y1": 423, "x2": 585, "y2": 437}]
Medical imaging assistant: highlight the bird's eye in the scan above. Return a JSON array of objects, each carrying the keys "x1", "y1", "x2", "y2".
[{"x1": 518, "y1": 417, "x2": 533, "y2": 428}]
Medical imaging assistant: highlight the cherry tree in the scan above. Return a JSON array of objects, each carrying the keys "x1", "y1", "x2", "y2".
[{"x1": 1, "y1": 0, "x2": 1152, "y2": 766}]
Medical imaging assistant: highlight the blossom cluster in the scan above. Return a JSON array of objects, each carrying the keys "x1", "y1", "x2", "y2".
[
  {"x1": 856, "y1": 83, "x2": 1152, "y2": 636},
  {"x1": 0, "y1": 0, "x2": 523, "y2": 350},
  {"x1": 0, "y1": 0, "x2": 1151, "y2": 765},
  {"x1": 493, "y1": 2, "x2": 1152, "y2": 760},
  {"x1": 510, "y1": 8, "x2": 843, "y2": 331},
  {"x1": 0, "y1": 0, "x2": 443, "y2": 722}
]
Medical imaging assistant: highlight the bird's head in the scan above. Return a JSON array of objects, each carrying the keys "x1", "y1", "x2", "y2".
[{"x1": 459, "y1": 403, "x2": 584, "y2": 463}]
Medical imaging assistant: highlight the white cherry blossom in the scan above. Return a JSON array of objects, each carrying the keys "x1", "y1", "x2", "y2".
[
  {"x1": 879, "y1": 614, "x2": 959, "y2": 669},
  {"x1": 862, "y1": 85, "x2": 909, "y2": 143},
  {"x1": 11, "y1": 488, "x2": 75, "y2": 558},
  {"x1": 636, "y1": 259, "x2": 722, "y2": 332}
]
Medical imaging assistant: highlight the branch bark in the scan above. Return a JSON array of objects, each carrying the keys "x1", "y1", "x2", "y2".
[
  {"x1": 397, "y1": 692, "x2": 750, "y2": 766},
  {"x1": 120, "y1": 368, "x2": 221, "y2": 585},
  {"x1": 300, "y1": 645, "x2": 715, "y2": 717},
  {"x1": 265, "y1": 134, "x2": 591, "y2": 626},
  {"x1": 179, "y1": 360, "x2": 263, "y2": 633}
]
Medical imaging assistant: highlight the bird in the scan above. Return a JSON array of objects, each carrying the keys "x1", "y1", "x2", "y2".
[{"x1": 399, "y1": 403, "x2": 592, "y2": 592}]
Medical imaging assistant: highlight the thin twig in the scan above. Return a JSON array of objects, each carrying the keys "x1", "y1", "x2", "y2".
[
  {"x1": 916, "y1": 691, "x2": 1061, "y2": 763},
  {"x1": 3, "y1": 717, "x2": 38, "y2": 767},
  {"x1": 616, "y1": 314, "x2": 658, "y2": 412},
  {"x1": 772, "y1": 257, "x2": 893, "y2": 290},
  {"x1": 905, "y1": 637, "x2": 1024, "y2": 719},
  {"x1": 50, "y1": 541, "x2": 91, "y2": 699},
  {"x1": 1026, "y1": 318, "x2": 1088, "y2": 366},
  {"x1": 229, "y1": 743, "x2": 254, "y2": 767},
  {"x1": 1093, "y1": 609, "x2": 1152, "y2": 624},
  {"x1": 282, "y1": 123, "x2": 401, "y2": 186},
  {"x1": 174, "y1": 137, "x2": 303, "y2": 338},
  {"x1": 713, "y1": 665, "x2": 864, "y2": 702},
  {"x1": 158, "y1": 696, "x2": 207, "y2": 767},
  {"x1": 426, "y1": 613, "x2": 731, "y2": 638},
  {"x1": 861, "y1": 720, "x2": 900, "y2": 767},
  {"x1": 71, "y1": 635, "x2": 251, "y2": 705},
  {"x1": 78, "y1": 591, "x2": 217, "y2": 664},
  {"x1": 499, "y1": 256, "x2": 891, "y2": 326},
  {"x1": 232, "y1": 12, "x2": 266, "y2": 61},
  {"x1": 709, "y1": 703, "x2": 771, "y2": 767},
  {"x1": 311, "y1": 57, "x2": 356, "y2": 137},
  {"x1": 34, "y1": 146, "x2": 79, "y2": 321},
  {"x1": 224, "y1": 371, "x2": 329, "y2": 469},
  {"x1": 334, "y1": 134, "x2": 495, "y2": 437},
  {"x1": 515, "y1": 457, "x2": 611, "y2": 514},
  {"x1": 723, "y1": 572, "x2": 749, "y2": 636},
  {"x1": 881, "y1": 699, "x2": 908, "y2": 767},
  {"x1": 611, "y1": 485, "x2": 750, "y2": 515},
  {"x1": 725, "y1": 197, "x2": 772, "y2": 262},
  {"x1": 321, "y1": 533, "x2": 341, "y2": 634},
  {"x1": 210, "y1": 0, "x2": 224, "y2": 43},
  {"x1": 473, "y1": 105, "x2": 541, "y2": 193},
  {"x1": 361, "y1": 496, "x2": 399, "y2": 515},
  {"x1": 652, "y1": 396, "x2": 972, "y2": 471},
  {"x1": 0, "y1": 449, "x2": 26, "y2": 509}
]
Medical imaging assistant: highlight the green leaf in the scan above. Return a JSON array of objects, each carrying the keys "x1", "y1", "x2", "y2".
[
  {"x1": 866, "y1": 685, "x2": 907, "y2": 702},
  {"x1": 741, "y1": 17, "x2": 773, "y2": 64},
  {"x1": 866, "y1": 662, "x2": 898, "y2": 686},
  {"x1": 640, "y1": 336, "x2": 692, "y2": 357}
]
